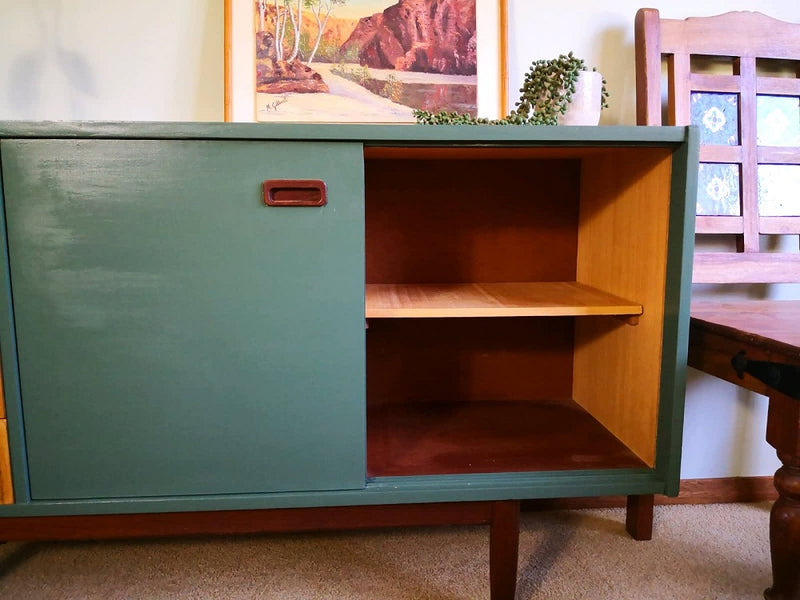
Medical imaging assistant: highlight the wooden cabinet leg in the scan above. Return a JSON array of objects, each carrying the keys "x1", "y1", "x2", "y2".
[
  {"x1": 764, "y1": 456, "x2": 800, "y2": 600},
  {"x1": 489, "y1": 500, "x2": 520, "y2": 600},
  {"x1": 625, "y1": 494, "x2": 654, "y2": 541}
]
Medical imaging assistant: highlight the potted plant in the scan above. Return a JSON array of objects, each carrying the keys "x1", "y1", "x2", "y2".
[
  {"x1": 514, "y1": 52, "x2": 609, "y2": 125},
  {"x1": 414, "y1": 52, "x2": 609, "y2": 125}
]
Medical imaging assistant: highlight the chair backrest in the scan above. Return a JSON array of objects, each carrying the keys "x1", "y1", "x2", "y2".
[{"x1": 634, "y1": 8, "x2": 800, "y2": 283}]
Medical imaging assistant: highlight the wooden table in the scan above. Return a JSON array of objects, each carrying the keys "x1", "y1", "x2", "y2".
[{"x1": 688, "y1": 301, "x2": 800, "y2": 600}]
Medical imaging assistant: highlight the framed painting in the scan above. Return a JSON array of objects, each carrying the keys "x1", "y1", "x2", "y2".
[{"x1": 224, "y1": 0, "x2": 508, "y2": 122}]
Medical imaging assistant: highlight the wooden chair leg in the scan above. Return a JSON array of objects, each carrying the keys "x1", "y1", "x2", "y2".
[
  {"x1": 489, "y1": 500, "x2": 520, "y2": 600},
  {"x1": 625, "y1": 494, "x2": 654, "y2": 541}
]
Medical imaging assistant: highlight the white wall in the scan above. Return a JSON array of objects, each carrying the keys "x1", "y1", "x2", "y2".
[
  {"x1": 0, "y1": 0, "x2": 223, "y2": 121},
  {"x1": 1, "y1": 0, "x2": 798, "y2": 480}
]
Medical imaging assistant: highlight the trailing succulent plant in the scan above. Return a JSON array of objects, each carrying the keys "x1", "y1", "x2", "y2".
[{"x1": 414, "y1": 52, "x2": 609, "y2": 125}]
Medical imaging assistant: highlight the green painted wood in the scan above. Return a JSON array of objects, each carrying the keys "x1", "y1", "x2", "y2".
[
  {"x1": 0, "y1": 121, "x2": 692, "y2": 145},
  {"x1": 656, "y1": 126, "x2": 700, "y2": 495},
  {"x1": 0, "y1": 468, "x2": 664, "y2": 517},
  {"x1": 0, "y1": 145, "x2": 31, "y2": 502},
  {"x1": 1, "y1": 139, "x2": 365, "y2": 500}
]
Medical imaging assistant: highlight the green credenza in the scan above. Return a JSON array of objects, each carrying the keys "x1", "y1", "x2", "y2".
[{"x1": 0, "y1": 122, "x2": 698, "y2": 523}]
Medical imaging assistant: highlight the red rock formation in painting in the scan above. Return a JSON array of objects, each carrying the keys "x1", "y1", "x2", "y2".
[
  {"x1": 256, "y1": 57, "x2": 330, "y2": 94},
  {"x1": 341, "y1": 0, "x2": 477, "y2": 75},
  {"x1": 255, "y1": 29, "x2": 329, "y2": 94}
]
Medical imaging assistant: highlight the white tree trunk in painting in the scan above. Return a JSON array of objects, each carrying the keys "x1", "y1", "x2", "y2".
[
  {"x1": 273, "y1": 0, "x2": 287, "y2": 60},
  {"x1": 287, "y1": 0, "x2": 303, "y2": 62},
  {"x1": 257, "y1": 0, "x2": 267, "y2": 31}
]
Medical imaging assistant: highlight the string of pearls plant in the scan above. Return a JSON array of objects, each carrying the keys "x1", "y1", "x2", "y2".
[{"x1": 414, "y1": 52, "x2": 609, "y2": 125}]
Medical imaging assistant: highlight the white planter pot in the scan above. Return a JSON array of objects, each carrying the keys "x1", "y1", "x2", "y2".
[{"x1": 557, "y1": 70, "x2": 603, "y2": 126}]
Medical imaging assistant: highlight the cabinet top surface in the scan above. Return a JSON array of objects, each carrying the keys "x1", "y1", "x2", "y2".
[{"x1": 0, "y1": 121, "x2": 694, "y2": 145}]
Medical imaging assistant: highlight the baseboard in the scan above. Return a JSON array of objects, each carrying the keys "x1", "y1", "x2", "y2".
[
  {"x1": 521, "y1": 476, "x2": 777, "y2": 512},
  {"x1": 660, "y1": 476, "x2": 777, "y2": 505}
]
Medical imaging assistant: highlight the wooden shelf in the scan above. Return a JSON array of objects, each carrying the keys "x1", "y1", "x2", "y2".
[
  {"x1": 367, "y1": 399, "x2": 647, "y2": 477},
  {"x1": 365, "y1": 282, "x2": 642, "y2": 318}
]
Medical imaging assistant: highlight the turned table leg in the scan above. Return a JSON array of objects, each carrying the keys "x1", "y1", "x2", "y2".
[
  {"x1": 764, "y1": 454, "x2": 800, "y2": 600},
  {"x1": 764, "y1": 394, "x2": 800, "y2": 600},
  {"x1": 489, "y1": 500, "x2": 520, "y2": 600}
]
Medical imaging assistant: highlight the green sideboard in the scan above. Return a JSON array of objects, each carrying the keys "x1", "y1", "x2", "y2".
[{"x1": 0, "y1": 121, "x2": 698, "y2": 597}]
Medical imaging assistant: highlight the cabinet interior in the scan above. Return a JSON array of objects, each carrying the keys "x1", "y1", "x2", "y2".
[{"x1": 364, "y1": 145, "x2": 674, "y2": 478}]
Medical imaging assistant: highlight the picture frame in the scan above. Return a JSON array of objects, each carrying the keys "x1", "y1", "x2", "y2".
[{"x1": 224, "y1": 0, "x2": 508, "y2": 122}]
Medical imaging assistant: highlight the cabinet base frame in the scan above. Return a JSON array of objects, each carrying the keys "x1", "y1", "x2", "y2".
[{"x1": 0, "y1": 498, "x2": 659, "y2": 600}]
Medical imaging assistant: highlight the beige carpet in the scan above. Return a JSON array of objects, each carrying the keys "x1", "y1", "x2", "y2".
[{"x1": 0, "y1": 502, "x2": 772, "y2": 599}]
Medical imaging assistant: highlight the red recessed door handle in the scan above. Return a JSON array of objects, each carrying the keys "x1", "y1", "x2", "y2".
[{"x1": 263, "y1": 180, "x2": 327, "y2": 206}]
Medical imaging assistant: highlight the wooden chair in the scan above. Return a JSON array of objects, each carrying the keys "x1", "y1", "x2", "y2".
[
  {"x1": 635, "y1": 8, "x2": 800, "y2": 283},
  {"x1": 635, "y1": 9, "x2": 800, "y2": 599}
]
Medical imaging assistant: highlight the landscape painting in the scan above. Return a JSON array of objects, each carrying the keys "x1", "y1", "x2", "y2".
[{"x1": 227, "y1": 0, "x2": 499, "y2": 122}]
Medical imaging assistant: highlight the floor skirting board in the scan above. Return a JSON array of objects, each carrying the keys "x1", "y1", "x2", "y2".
[{"x1": 522, "y1": 476, "x2": 777, "y2": 512}]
